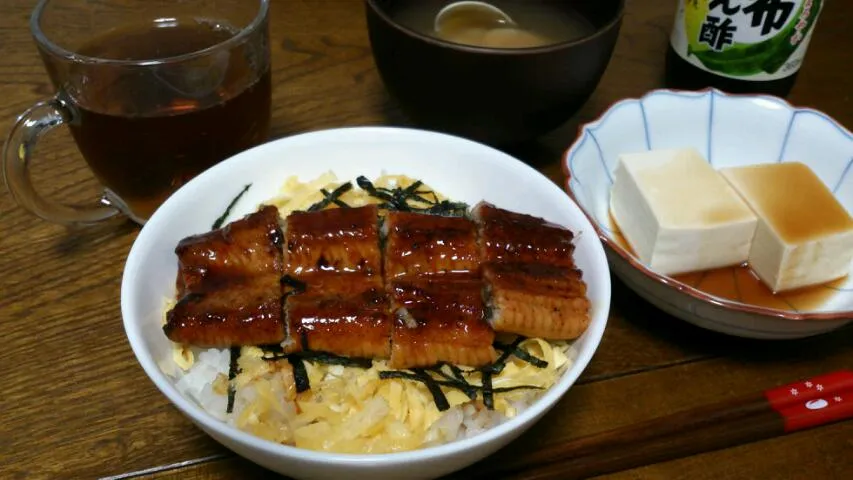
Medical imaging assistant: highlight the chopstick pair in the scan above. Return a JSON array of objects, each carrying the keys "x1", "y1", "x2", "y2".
[{"x1": 463, "y1": 370, "x2": 853, "y2": 480}]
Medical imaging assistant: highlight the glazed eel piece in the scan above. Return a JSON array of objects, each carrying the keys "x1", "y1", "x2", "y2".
[
  {"x1": 164, "y1": 206, "x2": 285, "y2": 347},
  {"x1": 383, "y1": 211, "x2": 496, "y2": 368},
  {"x1": 282, "y1": 205, "x2": 391, "y2": 359},
  {"x1": 388, "y1": 276, "x2": 496, "y2": 368},
  {"x1": 473, "y1": 202, "x2": 591, "y2": 341}
]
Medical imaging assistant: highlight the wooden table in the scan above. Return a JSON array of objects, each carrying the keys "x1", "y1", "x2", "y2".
[{"x1": 1, "y1": 0, "x2": 851, "y2": 478}]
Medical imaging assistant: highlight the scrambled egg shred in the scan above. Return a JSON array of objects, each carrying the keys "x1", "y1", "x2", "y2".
[
  {"x1": 229, "y1": 339, "x2": 570, "y2": 454},
  {"x1": 267, "y1": 171, "x2": 460, "y2": 216}
]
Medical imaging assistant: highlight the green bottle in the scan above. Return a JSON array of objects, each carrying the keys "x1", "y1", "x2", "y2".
[{"x1": 665, "y1": 0, "x2": 824, "y2": 97}]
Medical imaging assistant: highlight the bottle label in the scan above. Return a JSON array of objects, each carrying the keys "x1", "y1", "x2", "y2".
[{"x1": 670, "y1": 0, "x2": 823, "y2": 81}]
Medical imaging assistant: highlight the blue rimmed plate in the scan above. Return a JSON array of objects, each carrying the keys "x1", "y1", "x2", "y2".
[{"x1": 563, "y1": 88, "x2": 853, "y2": 339}]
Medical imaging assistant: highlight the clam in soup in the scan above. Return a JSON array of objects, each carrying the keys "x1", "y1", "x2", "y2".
[{"x1": 393, "y1": 0, "x2": 595, "y2": 49}]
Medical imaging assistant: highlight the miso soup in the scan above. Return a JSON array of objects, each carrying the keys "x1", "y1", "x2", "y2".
[{"x1": 392, "y1": 0, "x2": 595, "y2": 49}]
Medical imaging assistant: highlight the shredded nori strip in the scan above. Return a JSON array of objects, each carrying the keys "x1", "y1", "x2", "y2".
[
  {"x1": 401, "y1": 179, "x2": 423, "y2": 194},
  {"x1": 321, "y1": 188, "x2": 351, "y2": 208},
  {"x1": 258, "y1": 345, "x2": 372, "y2": 369},
  {"x1": 481, "y1": 370, "x2": 494, "y2": 410},
  {"x1": 306, "y1": 182, "x2": 353, "y2": 212},
  {"x1": 212, "y1": 184, "x2": 252, "y2": 229},
  {"x1": 396, "y1": 180, "x2": 437, "y2": 206},
  {"x1": 226, "y1": 346, "x2": 241, "y2": 413},
  {"x1": 447, "y1": 363, "x2": 468, "y2": 383},
  {"x1": 259, "y1": 353, "x2": 290, "y2": 361},
  {"x1": 256, "y1": 345, "x2": 291, "y2": 363},
  {"x1": 174, "y1": 292, "x2": 205, "y2": 307},
  {"x1": 356, "y1": 176, "x2": 397, "y2": 204},
  {"x1": 209, "y1": 183, "x2": 251, "y2": 414},
  {"x1": 280, "y1": 275, "x2": 307, "y2": 294},
  {"x1": 289, "y1": 356, "x2": 311, "y2": 393},
  {"x1": 298, "y1": 351, "x2": 372, "y2": 369},
  {"x1": 258, "y1": 343, "x2": 286, "y2": 356},
  {"x1": 492, "y1": 385, "x2": 544, "y2": 393},
  {"x1": 379, "y1": 369, "x2": 541, "y2": 410},
  {"x1": 299, "y1": 330, "x2": 309, "y2": 352},
  {"x1": 257, "y1": 344, "x2": 547, "y2": 402},
  {"x1": 413, "y1": 369, "x2": 450, "y2": 411},
  {"x1": 426, "y1": 190, "x2": 440, "y2": 204},
  {"x1": 484, "y1": 336, "x2": 525, "y2": 375},
  {"x1": 356, "y1": 175, "x2": 468, "y2": 216},
  {"x1": 428, "y1": 365, "x2": 477, "y2": 400},
  {"x1": 493, "y1": 342, "x2": 549, "y2": 369},
  {"x1": 419, "y1": 200, "x2": 469, "y2": 216}
]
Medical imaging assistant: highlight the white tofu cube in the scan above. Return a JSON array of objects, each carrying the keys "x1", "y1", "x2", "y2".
[
  {"x1": 721, "y1": 162, "x2": 853, "y2": 292},
  {"x1": 610, "y1": 148, "x2": 757, "y2": 276}
]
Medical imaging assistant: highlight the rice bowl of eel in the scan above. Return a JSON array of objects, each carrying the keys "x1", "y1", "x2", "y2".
[{"x1": 121, "y1": 126, "x2": 610, "y2": 480}]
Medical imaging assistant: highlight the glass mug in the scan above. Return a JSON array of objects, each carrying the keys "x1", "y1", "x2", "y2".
[{"x1": 3, "y1": 0, "x2": 271, "y2": 225}]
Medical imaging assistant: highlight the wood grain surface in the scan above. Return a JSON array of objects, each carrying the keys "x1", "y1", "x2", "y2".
[{"x1": 1, "y1": 0, "x2": 851, "y2": 479}]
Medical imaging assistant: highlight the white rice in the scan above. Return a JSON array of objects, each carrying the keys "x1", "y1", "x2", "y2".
[{"x1": 174, "y1": 348, "x2": 231, "y2": 421}]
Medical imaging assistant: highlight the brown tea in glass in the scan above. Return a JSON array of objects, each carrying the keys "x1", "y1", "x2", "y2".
[{"x1": 4, "y1": 0, "x2": 271, "y2": 224}]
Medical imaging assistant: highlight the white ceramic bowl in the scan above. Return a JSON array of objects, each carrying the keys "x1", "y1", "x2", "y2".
[
  {"x1": 121, "y1": 127, "x2": 611, "y2": 480},
  {"x1": 564, "y1": 88, "x2": 853, "y2": 340}
]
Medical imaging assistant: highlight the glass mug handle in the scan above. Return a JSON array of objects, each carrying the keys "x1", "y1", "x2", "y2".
[{"x1": 3, "y1": 96, "x2": 121, "y2": 225}]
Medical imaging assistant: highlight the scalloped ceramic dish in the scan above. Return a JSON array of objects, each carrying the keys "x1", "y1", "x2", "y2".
[
  {"x1": 564, "y1": 89, "x2": 853, "y2": 340},
  {"x1": 121, "y1": 127, "x2": 610, "y2": 480}
]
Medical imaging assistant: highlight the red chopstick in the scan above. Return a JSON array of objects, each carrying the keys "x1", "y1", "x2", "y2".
[{"x1": 459, "y1": 370, "x2": 853, "y2": 480}]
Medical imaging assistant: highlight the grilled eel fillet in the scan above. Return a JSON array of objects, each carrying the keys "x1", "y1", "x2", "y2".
[
  {"x1": 474, "y1": 202, "x2": 591, "y2": 340},
  {"x1": 484, "y1": 263, "x2": 591, "y2": 340},
  {"x1": 389, "y1": 277, "x2": 496, "y2": 369},
  {"x1": 473, "y1": 201, "x2": 576, "y2": 268},
  {"x1": 283, "y1": 205, "x2": 392, "y2": 358},
  {"x1": 284, "y1": 204, "x2": 382, "y2": 281},
  {"x1": 164, "y1": 206, "x2": 285, "y2": 346},
  {"x1": 285, "y1": 287, "x2": 392, "y2": 359},
  {"x1": 383, "y1": 211, "x2": 481, "y2": 279},
  {"x1": 382, "y1": 211, "x2": 495, "y2": 367}
]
